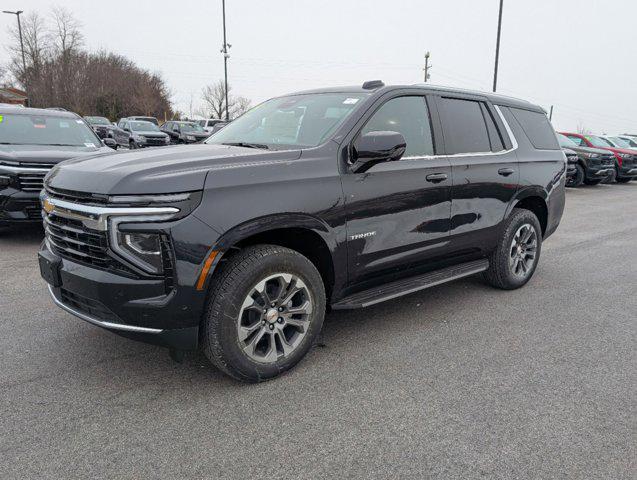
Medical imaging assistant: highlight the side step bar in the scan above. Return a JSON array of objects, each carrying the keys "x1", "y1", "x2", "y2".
[{"x1": 332, "y1": 259, "x2": 489, "y2": 310}]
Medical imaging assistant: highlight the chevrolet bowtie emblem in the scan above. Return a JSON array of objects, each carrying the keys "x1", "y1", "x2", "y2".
[{"x1": 43, "y1": 198, "x2": 54, "y2": 214}]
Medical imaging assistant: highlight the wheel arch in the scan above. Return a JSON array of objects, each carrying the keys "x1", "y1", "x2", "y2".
[
  {"x1": 209, "y1": 214, "x2": 338, "y2": 301},
  {"x1": 507, "y1": 189, "x2": 548, "y2": 236}
]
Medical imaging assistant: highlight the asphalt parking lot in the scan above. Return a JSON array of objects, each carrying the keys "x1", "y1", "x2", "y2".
[{"x1": 1, "y1": 183, "x2": 635, "y2": 479}]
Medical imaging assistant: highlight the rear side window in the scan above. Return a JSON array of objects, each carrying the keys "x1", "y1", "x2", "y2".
[
  {"x1": 437, "y1": 97, "x2": 491, "y2": 154},
  {"x1": 510, "y1": 108, "x2": 559, "y2": 150},
  {"x1": 480, "y1": 103, "x2": 505, "y2": 152}
]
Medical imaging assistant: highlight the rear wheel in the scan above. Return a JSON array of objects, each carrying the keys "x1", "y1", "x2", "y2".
[
  {"x1": 566, "y1": 164, "x2": 584, "y2": 187},
  {"x1": 483, "y1": 209, "x2": 542, "y2": 290},
  {"x1": 202, "y1": 244, "x2": 326, "y2": 382}
]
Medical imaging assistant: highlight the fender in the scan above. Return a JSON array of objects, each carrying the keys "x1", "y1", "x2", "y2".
[
  {"x1": 194, "y1": 212, "x2": 343, "y2": 292},
  {"x1": 503, "y1": 185, "x2": 548, "y2": 220}
]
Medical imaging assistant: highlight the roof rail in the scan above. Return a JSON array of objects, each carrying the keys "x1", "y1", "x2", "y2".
[{"x1": 362, "y1": 80, "x2": 384, "y2": 90}]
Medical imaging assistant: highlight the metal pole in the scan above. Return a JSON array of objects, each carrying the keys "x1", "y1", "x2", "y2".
[
  {"x1": 222, "y1": 0, "x2": 229, "y2": 121},
  {"x1": 492, "y1": 0, "x2": 504, "y2": 92},
  {"x1": 424, "y1": 52, "x2": 430, "y2": 83},
  {"x1": 3, "y1": 10, "x2": 29, "y2": 106}
]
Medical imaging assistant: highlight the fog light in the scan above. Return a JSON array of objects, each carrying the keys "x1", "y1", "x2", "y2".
[{"x1": 0, "y1": 176, "x2": 10, "y2": 187}]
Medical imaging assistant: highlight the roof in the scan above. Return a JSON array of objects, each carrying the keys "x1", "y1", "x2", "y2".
[
  {"x1": 0, "y1": 105, "x2": 80, "y2": 117},
  {"x1": 0, "y1": 87, "x2": 27, "y2": 100},
  {"x1": 288, "y1": 82, "x2": 542, "y2": 112}
]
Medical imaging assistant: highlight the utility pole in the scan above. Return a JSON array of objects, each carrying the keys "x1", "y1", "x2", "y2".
[
  {"x1": 3, "y1": 10, "x2": 29, "y2": 106},
  {"x1": 423, "y1": 51, "x2": 432, "y2": 83},
  {"x1": 220, "y1": 0, "x2": 231, "y2": 121},
  {"x1": 492, "y1": 0, "x2": 504, "y2": 92}
]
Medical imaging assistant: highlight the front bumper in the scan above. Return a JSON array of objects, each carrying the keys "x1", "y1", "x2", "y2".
[
  {"x1": 132, "y1": 138, "x2": 170, "y2": 148},
  {"x1": 618, "y1": 165, "x2": 637, "y2": 178},
  {"x1": 39, "y1": 240, "x2": 200, "y2": 350}
]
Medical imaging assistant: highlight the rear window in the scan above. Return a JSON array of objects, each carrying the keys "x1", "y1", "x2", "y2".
[
  {"x1": 510, "y1": 108, "x2": 559, "y2": 150},
  {"x1": 437, "y1": 97, "x2": 491, "y2": 154}
]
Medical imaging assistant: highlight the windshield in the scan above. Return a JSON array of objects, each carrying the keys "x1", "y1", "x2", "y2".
[
  {"x1": 85, "y1": 116, "x2": 111, "y2": 125},
  {"x1": 0, "y1": 113, "x2": 101, "y2": 146},
  {"x1": 180, "y1": 123, "x2": 205, "y2": 133},
  {"x1": 585, "y1": 135, "x2": 613, "y2": 148},
  {"x1": 556, "y1": 133, "x2": 577, "y2": 148},
  {"x1": 619, "y1": 136, "x2": 637, "y2": 148},
  {"x1": 607, "y1": 137, "x2": 632, "y2": 149},
  {"x1": 130, "y1": 121, "x2": 160, "y2": 132},
  {"x1": 207, "y1": 93, "x2": 369, "y2": 148}
]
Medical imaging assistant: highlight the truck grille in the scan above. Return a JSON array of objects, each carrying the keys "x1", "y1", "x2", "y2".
[
  {"x1": 18, "y1": 171, "x2": 47, "y2": 192},
  {"x1": 44, "y1": 214, "x2": 111, "y2": 269},
  {"x1": 60, "y1": 288, "x2": 120, "y2": 323},
  {"x1": 145, "y1": 137, "x2": 166, "y2": 146}
]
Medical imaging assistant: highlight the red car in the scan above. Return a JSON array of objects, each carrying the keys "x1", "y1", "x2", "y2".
[{"x1": 560, "y1": 132, "x2": 637, "y2": 183}]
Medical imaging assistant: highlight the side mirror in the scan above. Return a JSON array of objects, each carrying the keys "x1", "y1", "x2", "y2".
[
  {"x1": 103, "y1": 137, "x2": 117, "y2": 149},
  {"x1": 350, "y1": 131, "x2": 406, "y2": 173}
]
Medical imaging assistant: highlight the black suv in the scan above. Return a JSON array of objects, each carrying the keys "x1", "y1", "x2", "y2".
[
  {"x1": 161, "y1": 121, "x2": 210, "y2": 144},
  {"x1": 38, "y1": 82, "x2": 566, "y2": 382},
  {"x1": 556, "y1": 134, "x2": 614, "y2": 187},
  {"x1": 84, "y1": 116, "x2": 130, "y2": 149},
  {"x1": 0, "y1": 106, "x2": 116, "y2": 228}
]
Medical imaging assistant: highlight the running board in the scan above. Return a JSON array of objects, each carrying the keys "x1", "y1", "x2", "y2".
[{"x1": 332, "y1": 259, "x2": 489, "y2": 310}]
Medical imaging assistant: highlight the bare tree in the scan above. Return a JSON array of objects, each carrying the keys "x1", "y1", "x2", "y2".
[
  {"x1": 6, "y1": 12, "x2": 50, "y2": 89},
  {"x1": 200, "y1": 80, "x2": 251, "y2": 120},
  {"x1": 50, "y1": 6, "x2": 83, "y2": 56}
]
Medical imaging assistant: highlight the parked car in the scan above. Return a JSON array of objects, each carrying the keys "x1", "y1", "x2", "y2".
[
  {"x1": 197, "y1": 118, "x2": 225, "y2": 134},
  {"x1": 560, "y1": 132, "x2": 637, "y2": 183},
  {"x1": 614, "y1": 135, "x2": 637, "y2": 149},
  {"x1": 556, "y1": 133, "x2": 614, "y2": 186},
  {"x1": 122, "y1": 119, "x2": 170, "y2": 148},
  {"x1": 127, "y1": 116, "x2": 159, "y2": 126},
  {"x1": 209, "y1": 120, "x2": 230, "y2": 135},
  {"x1": 84, "y1": 115, "x2": 130, "y2": 149},
  {"x1": 161, "y1": 121, "x2": 210, "y2": 144},
  {"x1": 38, "y1": 81, "x2": 565, "y2": 382},
  {"x1": 0, "y1": 106, "x2": 115, "y2": 229}
]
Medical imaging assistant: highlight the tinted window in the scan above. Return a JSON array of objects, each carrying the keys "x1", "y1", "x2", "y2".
[
  {"x1": 565, "y1": 135, "x2": 583, "y2": 146},
  {"x1": 360, "y1": 96, "x2": 434, "y2": 157},
  {"x1": 438, "y1": 98, "x2": 490, "y2": 154},
  {"x1": 510, "y1": 108, "x2": 559, "y2": 150},
  {"x1": 480, "y1": 103, "x2": 505, "y2": 151}
]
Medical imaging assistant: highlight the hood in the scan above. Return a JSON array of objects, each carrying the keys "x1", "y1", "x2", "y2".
[
  {"x1": 45, "y1": 144, "x2": 302, "y2": 195},
  {"x1": 132, "y1": 130, "x2": 167, "y2": 137},
  {"x1": 566, "y1": 145, "x2": 613, "y2": 156},
  {"x1": 0, "y1": 143, "x2": 113, "y2": 166}
]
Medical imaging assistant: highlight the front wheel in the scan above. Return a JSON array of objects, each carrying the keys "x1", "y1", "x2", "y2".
[
  {"x1": 202, "y1": 244, "x2": 326, "y2": 382},
  {"x1": 566, "y1": 164, "x2": 584, "y2": 188},
  {"x1": 483, "y1": 209, "x2": 542, "y2": 290}
]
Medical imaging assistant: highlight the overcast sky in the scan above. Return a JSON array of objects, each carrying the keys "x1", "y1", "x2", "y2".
[{"x1": 1, "y1": 0, "x2": 635, "y2": 133}]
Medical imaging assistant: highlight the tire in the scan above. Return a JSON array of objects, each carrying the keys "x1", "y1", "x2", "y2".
[
  {"x1": 202, "y1": 244, "x2": 326, "y2": 382},
  {"x1": 566, "y1": 164, "x2": 584, "y2": 188},
  {"x1": 583, "y1": 178, "x2": 600, "y2": 185},
  {"x1": 483, "y1": 209, "x2": 542, "y2": 290},
  {"x1": 129, "y1": 141, "x2": 136, "y2": 150}
]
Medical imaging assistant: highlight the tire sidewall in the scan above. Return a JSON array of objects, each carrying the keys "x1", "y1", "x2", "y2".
[
  {"x1": 208, "y1": 249, "x2": 326, "y2": 381},
  {"x1": 498, "y1": 210, "x2": 542, "y2": 289}
]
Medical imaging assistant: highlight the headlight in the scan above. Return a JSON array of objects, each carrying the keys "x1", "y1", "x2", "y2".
[
  {"x1": 133, "y1": 134, "x2": 145, "y2": 142},
  {"x1": 186, "y1": 135, "x2": 196, "y2": 141},
  {"x1": 116, "y1": 231, "x2": 164, "y2": 274}
]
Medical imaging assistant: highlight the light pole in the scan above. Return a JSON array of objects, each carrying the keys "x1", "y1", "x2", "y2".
[
  {"x1": 3, "y1": 10, "x2": 29, "y2": 106},
  {"x1": 492, "y1": 0, "x2": 504, "y2": 92},
  {"x1": 220, "y1": 0, "x2": 231, "y2": 121}
]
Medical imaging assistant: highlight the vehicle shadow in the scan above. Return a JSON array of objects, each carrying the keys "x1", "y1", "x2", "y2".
[{"x1": 0, "y1": 223, "x2": 44, "y2": 245}]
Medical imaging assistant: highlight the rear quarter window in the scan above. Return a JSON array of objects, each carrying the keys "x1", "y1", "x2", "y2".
[{"x1": 510, "y1": 108, "x2": 559, "y2": 150}]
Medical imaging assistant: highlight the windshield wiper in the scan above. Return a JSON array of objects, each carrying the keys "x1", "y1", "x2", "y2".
[{"x1": 221, "y1": 142, "x2": 269, "y2": 150}]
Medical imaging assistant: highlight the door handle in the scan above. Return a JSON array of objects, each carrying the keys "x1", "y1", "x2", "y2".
[
  {"x1": 498, "y1": 167, "x2": 515, "y2": 177},
  {"x1": 425, "y1": 173, "x2": 448, "y2": 183}
]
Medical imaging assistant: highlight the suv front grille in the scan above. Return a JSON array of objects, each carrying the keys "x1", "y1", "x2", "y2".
[
  {"x1": 18, "y1": 171, "x2": 47, "y2": 192},
  {"x1": 44, "y1": 214, "x2": 111, "y2": 269},
  {"x1": 60, "y1": 288, "x2": 120, "y2": 323}
]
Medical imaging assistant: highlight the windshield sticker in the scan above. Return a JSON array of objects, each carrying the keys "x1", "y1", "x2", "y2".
[
  {"x1": 343, "y1": 98, "x2": 359, "y2": 105},
  {"x1": 84, "y1": 142, "x2": 96, "y2": 148},
  {"x1": 0, "y1": 115, "x2": 3, "y2": 123}
]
